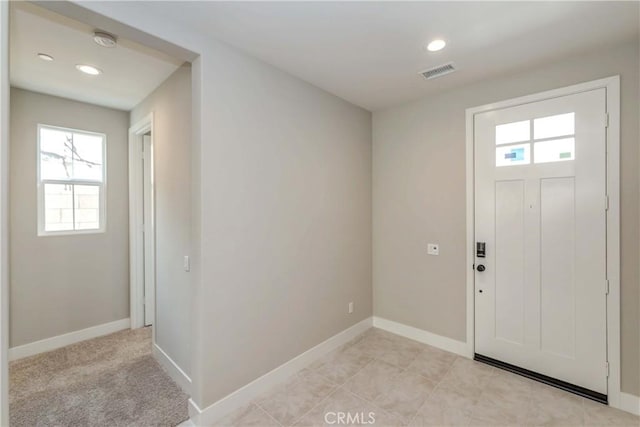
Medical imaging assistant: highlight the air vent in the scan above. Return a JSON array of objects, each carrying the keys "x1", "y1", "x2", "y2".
[{"x1": 420, "y1": 62, "x2": 456, "y2": 80}]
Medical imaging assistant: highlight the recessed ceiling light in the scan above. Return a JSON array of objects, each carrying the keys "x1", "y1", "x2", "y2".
[
  {"x1": 37, "y1": 53, "x2": 54, "y2": 61},
  {"x1": 76, "y1": 64, "x2": 102, "y2": 75},
  {"x1": 427, "y1": 39, "x2": 447, "y2": 52}
]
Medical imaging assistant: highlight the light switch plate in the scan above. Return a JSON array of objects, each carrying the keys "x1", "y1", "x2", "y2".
[
  {"x1": 427, "y1": 243, "x2": 439, "y2": 255},
  {"x1": 183, "y1": 256, "x2": 190, "y2": 272}
]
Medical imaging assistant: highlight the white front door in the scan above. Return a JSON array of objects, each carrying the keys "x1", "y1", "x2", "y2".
[{"x1": 474, "y1": 88, "x2": 608, "y2": 395}]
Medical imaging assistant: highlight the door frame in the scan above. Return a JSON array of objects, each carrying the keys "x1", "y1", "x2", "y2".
[
  {"x1": 0, "y1": 2, "x2": 8, "y2": 424},
  {"x1": 465, "y1": 76, "x2": 622, "y2": 408},
  {"x1": 129, "y1": 113, "x2": 156, "y2": 331}
]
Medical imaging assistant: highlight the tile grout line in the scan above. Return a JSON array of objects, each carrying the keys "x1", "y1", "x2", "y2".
[
  {"x1": 288, "y1": 384, "x2": 341, "y2": 426},
  {"x1": 341, "y1": 386, "x2": 405, "y2": 424},
  {"x1": 251, "y1": 331, "x2": 373, "y2": 427},
  {"x1": 252, "y1": 401, "x2": 285, "y2": 427},
  {"x1": 286, "y1": 356, "x2": 371, "y2": 426},
  {"x1": 288, "y1": 336, "x2": 385, "y2": 426},
  {"x1": 405, "y1": 355, "x2": 461, "y2": 426},
  {"x1": 340, "y1": 338, "x2": 451, "y2": 424}
]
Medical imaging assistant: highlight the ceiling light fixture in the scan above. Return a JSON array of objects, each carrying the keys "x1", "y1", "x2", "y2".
[
  {"x1": 76, "y1": 64, "x2": 102, "y2": 75},
  {"x1": 427, "y1": 39, "x2": 447, "y2": 52},
  {"x1": 93, "y1": 31, "x2": 117, "y2": 48},
  {"x1": 37, "y1": 53, "x2": 54, "y2": 61}
]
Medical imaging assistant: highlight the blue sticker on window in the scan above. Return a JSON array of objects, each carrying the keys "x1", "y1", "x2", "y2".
[{"x1": 504, "y1": 147, "x2": 525, "y2": 162}]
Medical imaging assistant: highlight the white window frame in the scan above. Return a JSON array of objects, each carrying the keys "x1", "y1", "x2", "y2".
[{"x1": 36, "y1": 123, "x2": 107, "y2": 236}]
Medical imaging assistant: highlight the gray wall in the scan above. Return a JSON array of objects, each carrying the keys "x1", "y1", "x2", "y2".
[
  {"x1": 193, "y1": 40, "x2": 372, "y2": 407},
  {"x1": 372, "y1": 41, "x2": 639, "y2": 396},
  {"x1": 9, "y1": 88, "x2": 129, "y2": 347},
  {"x1": 130, "y1": 64, "x2": 192, "y2": 376}
]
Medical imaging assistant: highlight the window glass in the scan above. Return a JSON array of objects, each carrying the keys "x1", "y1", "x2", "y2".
[
  {"x1": 40, "y1": 127, "x2": 74, "y2": 180},
  {"x1": 496, "y1": 120, "x2": 530, "y2": 145},
  {"x1": 534, "y1": 138, "x2": 575, "y2": 164},
  {"x1": 72, "y1": 133, "x2": 103, "y2": 181},
  {"x1": 534, "y1": 113, "x2": 575, "y2": 140},
  {"x1": 43, "y1": 183, "x2": 74, "y2": 232},
  {"x1": 496, "y1": 143, "x2": 531, "y2": 167},
  {"x1": 74, "y1": 185, "x2": 100, "y2": 230}
]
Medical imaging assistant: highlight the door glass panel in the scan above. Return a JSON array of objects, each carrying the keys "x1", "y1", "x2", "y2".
[
  {"x1": 534, "y1": 113, "x2": 575, "y2": 140},
  {"x1": 496, "y1": 143, "x2": 530, "y2": 167},
  {"x1": 534, "y1": 138, "x2": 575, "y2": 164},
  {"x1": 496, "y1": 120, "x2": 530, "y2": 145}
]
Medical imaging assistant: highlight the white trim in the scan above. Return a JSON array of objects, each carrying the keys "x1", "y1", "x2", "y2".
[
  {"x1": 373, "y1": 316, "x2": 470, "y2": 358},
  {"x1": 0, "y1": 2, "x2": 8, "y2": 424},
  {"x1": 153, "y1": 343, "x2": 192, "y2": 394},
  {"x1": 129, "y1": 113, "x2": 155, "y2": 330},
  {"x1": 8, "y1": 318, "x2": 130, "y2": 361},
  {"x1": 189, "y1": 317, "x2": 373, "y2": 426},
  {"x1": 618, "y1": 392, "x2": 640, "y2": 416},
  {"x1": 465, "y1": 76, "x2": 625, "y2": 412}
]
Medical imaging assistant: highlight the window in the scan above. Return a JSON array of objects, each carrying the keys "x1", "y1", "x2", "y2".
[
  {"x1": 37, "y1": 125, "x2": 106, "y2": 235},
  {"x1": 495, "y1": 112, "x2": 576, "y2": 167},
  {"x1": 533, "y1": 113, "x2": 575, "y2": 164}
]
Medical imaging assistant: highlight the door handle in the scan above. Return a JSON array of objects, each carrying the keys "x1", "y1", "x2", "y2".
[{"x1": 476, "y1": 264, "x2": 486, "y2": 272}]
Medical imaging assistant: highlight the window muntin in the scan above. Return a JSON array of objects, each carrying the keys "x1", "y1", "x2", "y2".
[{"x1": 37, "y1": 125, "x2": 106, "y2": 235}]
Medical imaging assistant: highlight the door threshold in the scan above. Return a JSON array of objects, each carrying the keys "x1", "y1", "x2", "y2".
[{"x1": 474, "y1": 353, "x2": 607, "y2": 404}]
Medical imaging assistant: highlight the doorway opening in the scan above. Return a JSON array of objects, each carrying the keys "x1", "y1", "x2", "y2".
[
  {"x1": 4, "y1": 2, "x2": 196, "y2": 425},
  {"x1": 129, "y1": 115, "x2": 155, "y2": 329}
]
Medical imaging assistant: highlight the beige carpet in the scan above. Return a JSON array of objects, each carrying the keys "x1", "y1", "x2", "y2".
[{"x1": 9, "y1": 327, "x2": 189, "y2": 427}]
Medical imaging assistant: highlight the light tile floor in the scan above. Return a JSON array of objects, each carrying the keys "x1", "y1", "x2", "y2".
[{"x1": 215, "y1": 328, "x2": 640, "y2": 426}]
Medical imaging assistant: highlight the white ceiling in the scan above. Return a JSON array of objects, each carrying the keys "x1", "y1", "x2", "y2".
[
  {"x1": 10, "y1": 2, "x2": 184, "y2": 111},
  {"x1": 148, "y1": 1, "x2": 639, "y2": 111}
]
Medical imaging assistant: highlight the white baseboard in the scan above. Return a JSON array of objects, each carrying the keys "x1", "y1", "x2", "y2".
[
  {"x1": 189, "y1": 317, "x2": 373, "y2": 426},
  {"x1": 616, "y1": 392, "x2": 640, "y2": 416},
  {"x1": 153, "y1": 343, "x2": 192, "y2": 394},
  {"x1": 9, "y1": 318, "x2": 130, "y2": 361},
  {"x1": 372, "y1": 316, "x2": 470, "y2": 358}
]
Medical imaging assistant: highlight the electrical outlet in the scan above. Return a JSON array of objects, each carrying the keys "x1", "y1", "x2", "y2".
[
  {"x1": 183, "y1": 256, "x2": 190, "y2": 272},
  {"x1": 427, "y1": 243, "x2": 439, "y2": 255},
  {"x1": 348, "y1": 302, "x2": 354, "y2": 314}
]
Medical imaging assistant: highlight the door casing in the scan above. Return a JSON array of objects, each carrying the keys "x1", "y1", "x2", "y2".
[
  {"x1": 465, "y1": 76, "x2": 622, "y2": 409},
  {"x1": 129, "y1": 113, "x2": 156, "y2": 332}
]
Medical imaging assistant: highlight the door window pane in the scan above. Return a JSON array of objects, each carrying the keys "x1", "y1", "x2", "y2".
[
  {"x1": 496, "y1": 143, "x2": 531, "y2": 167},
  {"x1": 496, "y1": 120, "x2": 530, "y2": 145},
  {"x1": 534, "y1": 138, "x2": 575, "y2": 164},
  {"x1": 534, "y1": 113, "x2": 575, "y2": 140}
]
